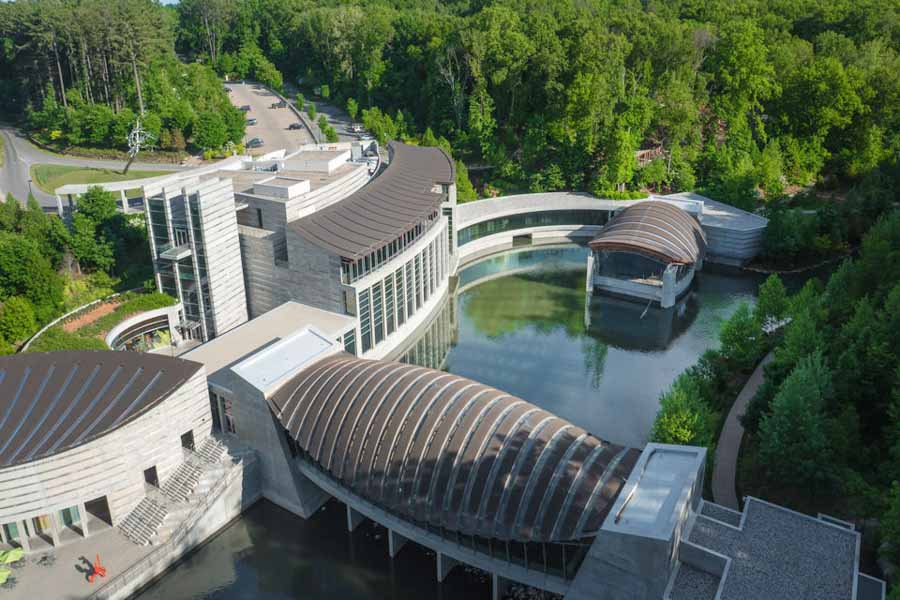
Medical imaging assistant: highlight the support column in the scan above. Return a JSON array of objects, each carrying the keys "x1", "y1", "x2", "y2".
[
  {"x1": 436, "y1": 552, "x2": 459, "y2": 582},
  {"x1": 49, "y1": 513, "x2": 62, "y2": 547},
  {"x1": 0, "y1": 523, "x2": 7, "y2": 545},
  {"x1": 492, "y1": 574, "x2": 512, "y2": 600},
  {"x1": 388, "y1": 529, "x2": 408, "y2": 558},
  {"x1": 79, "y1": 503, "x2": 90, "y2": 538},
  {"x1": 120, "y1": 189, "x2": 129, "y2": 214},
  {"x1": 19, "y1": 521, "x2": 31, "y2": 552},
  {"x1": 661, "y1": 263, "x2": 677, "y2": 308},
  {"x1": 346, "y1": 505, "x2": 366, "y2": 532}
]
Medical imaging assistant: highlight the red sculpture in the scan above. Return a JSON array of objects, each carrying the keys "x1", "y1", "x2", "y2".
[{"x1": 88, "y1": 554, "x2": 107, "y2": 584}]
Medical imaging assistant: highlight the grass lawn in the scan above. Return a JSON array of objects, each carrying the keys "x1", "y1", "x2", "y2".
[{"x1": 30, "y1": 164, "x2": 173, "y2": 194}]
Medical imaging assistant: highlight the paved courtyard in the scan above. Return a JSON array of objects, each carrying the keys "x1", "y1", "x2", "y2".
[{"x1": 1, "y1": 522, "x2": 150, "y2": 600}]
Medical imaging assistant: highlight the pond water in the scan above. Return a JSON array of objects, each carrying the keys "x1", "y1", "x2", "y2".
[{"x1": 137, "y1": 244, "x2": 783, "y2": 600}]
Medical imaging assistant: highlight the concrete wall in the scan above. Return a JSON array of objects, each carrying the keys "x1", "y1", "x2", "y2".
[
  {"x1": 284, "y1": 229, "x2": 347, "y2": 314},
  {"x1": 96, "y1": 454, "x2": 261, "y2": 600},
  {"x1": 0, "y1": 370, "x2": 211, "y2": 528},
  {"x1": 209, "y1": 371, "x2": 331, "y2": 519},
  {"x1": 237, "y1": 225, "x2": 284, "y2": 318},
  {"x1": 192, "y1": 178, "x2": 249, "y2": 338},
  {"x1": 703, "y1": 224, "x2": 765, "y2": 266}
]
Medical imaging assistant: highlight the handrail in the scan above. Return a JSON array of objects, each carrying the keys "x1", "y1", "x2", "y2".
[
  {"x1": 87, "y1": 450, "x2": 254, "y2": 600},
  {"x1": 19, "y1": 287, "x2": 143, "y2": 353}
]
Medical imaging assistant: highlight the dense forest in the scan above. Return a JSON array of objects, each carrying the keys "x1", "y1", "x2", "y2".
[
  {"x1": 0, "y1": 0, "x2": 245, "y2": 153},
  {"x1": 169, "y1": 0, "x2": 898, "y2": 205}
]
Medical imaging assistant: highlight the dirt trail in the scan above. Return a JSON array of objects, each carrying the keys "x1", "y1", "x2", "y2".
[{"x1": 62, "y1": 300, "x2": 120, "y2": 333}]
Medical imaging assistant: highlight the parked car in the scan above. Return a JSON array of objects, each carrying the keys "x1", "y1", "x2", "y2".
[
  {"x1": 239, "y1": 105, "x2": 251, "y2": 112},
  {"x1": 247, "y1": 137, "x2": 264, "y2": 148},
  {"x1": 223, "y1": 86, "x2": 231, "y2": 93},
  {"x1": 288, "y1": 122, "x2": 303, "y2": 130},
  {"x1": 246, "y1": 118, "x2": 258, "y2": 126},
  {"x1": 270, "y1": 100, "x2": 287, "y2": 109},
  {"x1": 349, "y1": 123, "x2": 365, "y2": 134}
]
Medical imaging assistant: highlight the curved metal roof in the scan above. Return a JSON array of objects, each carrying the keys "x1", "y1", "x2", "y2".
[
  {"x1": 268, "y1": 355, "x2": 640, "y2": 542},
  {"x1": 289, "y1": 142, "x2": 455, "y2": 260},
  {"x1": 588, "y1": 201, "x2": 706, "y2": 264},
  {"x1": 0, "y1": 351, "x2": 202, "y2": 468}
]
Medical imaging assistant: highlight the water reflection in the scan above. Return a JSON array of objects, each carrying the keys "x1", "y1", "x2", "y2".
[{"x1": 397, "y1": 245, "x2": 764, "y2": 448}]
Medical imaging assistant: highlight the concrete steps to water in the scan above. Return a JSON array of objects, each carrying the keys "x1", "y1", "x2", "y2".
[
  {"x1": 118, "y1": 436, "x2": 234, "y2": 546},
  {"x1": 118, "y1": 497, "x2": 169, "y2": 545}
]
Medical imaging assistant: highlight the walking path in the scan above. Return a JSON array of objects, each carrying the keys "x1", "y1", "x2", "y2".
[{"x1": 712, "y1": 350, "x2": 775, "y2": 510}]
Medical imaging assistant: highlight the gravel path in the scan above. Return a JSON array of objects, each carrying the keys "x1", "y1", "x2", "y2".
[
  {"x1": 668, "y1": 564, "x2": 719, "y2": 600},
  {"x1": 712, "y1": 350, "x2": 774, "y2": 509}
]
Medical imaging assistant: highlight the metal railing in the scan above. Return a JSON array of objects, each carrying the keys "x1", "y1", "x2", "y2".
[{"x1": 87, "y1": 449, "x2": 255, "y2": 600}]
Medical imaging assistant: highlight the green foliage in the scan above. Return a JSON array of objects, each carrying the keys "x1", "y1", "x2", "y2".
[
  {"x1": 759, "y1": 352, "x2": 836, "y2": 493},
  {"x1": 0, "y1": 231, "x2": 63, "y2": 323},
  {"x1": 880, "y1": 482, "x2": 900, "y2": 563},
  {"x1": 718, "y1": 302, "x2": 763, "y2": 372},
  {"x1": 0, "y1": 296, "x2": 36, "y2": 343},
  {"x1": 754, "y1": 275, "x2": 788, "y2": 325},
  {"x1": 455, "y1": 160, "x2": 477, "y2": 203},
  {"x1": 306, "y1": 101, "x2": 317, "y2": 121},
  {"x1": 346, "y1": 97, "x2": 358, "y2": 122},
  {"x1": 594, "y1": 190, "x2": 649, "y2": 200},
  {"x1": 26, "y1": 327, "x2": 108, "y2": 353},
  {"x1": 194, "y1": 112, "x2": 228, "y2": 150},
  {"x1": 651, "y1": 372, "x2": 718, "y2": 448}
]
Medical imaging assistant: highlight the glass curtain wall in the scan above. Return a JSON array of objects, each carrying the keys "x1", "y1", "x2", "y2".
[{"x1": 457, "y1": 209, "x2": 611, "y2": 246}]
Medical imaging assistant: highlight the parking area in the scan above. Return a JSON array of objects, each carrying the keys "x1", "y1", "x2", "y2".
[{"x1": 225, "y1": 82, "x2": 313, "y2": 155}]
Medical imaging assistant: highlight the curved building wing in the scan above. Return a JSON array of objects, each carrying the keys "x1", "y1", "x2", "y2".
[
  {"x1": 289, "y1": 141, "x2": 455, "y2": 259},
  {"x1": 268, "y1": 354, "x2": 640, "y2": 542},
  {"x1": 0, "y1": 350, "x2": 203, "y2": 468},
  {"x1": 588, "y1": 200, "x2": 707, "y2": 264}
]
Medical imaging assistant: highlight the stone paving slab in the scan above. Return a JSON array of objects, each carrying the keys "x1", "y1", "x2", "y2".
[
  {"x1": 668, "y1": 564, "x2": 719, "y2": 600},
  {"x1": 1, "y1": 526, "x2": 150, "y2": 600}
]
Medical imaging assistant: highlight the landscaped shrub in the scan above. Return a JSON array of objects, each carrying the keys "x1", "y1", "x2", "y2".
[{"x1": 26, "y1": 327, "x2": 108, "y2": 353}]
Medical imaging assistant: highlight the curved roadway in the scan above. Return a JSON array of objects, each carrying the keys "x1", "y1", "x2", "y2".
[{"x1": 0, "y1": 126, "x2": 185, "y2": 210}]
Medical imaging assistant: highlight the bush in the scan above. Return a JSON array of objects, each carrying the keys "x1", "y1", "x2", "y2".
[
  {"x1": 0, "y1": 296, "x2": 37, "y2": 343},
  {"x1": 651, "y1": 372, "x2": 718, "y2": 448},
  {"x1": 26, "y1": 327, "x2": 108, "y2": 352},
  {"x1": 307, "y1": 102, "x2": 317, "y2": 120},
  {"x1": 719, "y1": 303, "x2": 764, "y2": 372},
  {"x1": 595, "y1": 190, "x2": 649, "y2": 200}
]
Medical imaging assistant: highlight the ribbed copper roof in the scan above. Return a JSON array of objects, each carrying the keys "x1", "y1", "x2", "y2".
[
  {"x1": 589, "y1": 201, "x2": 706, "y2": 264},
  {"x1": 268, "y1": 355, "x2": 640, "y2": 542},
  {"x1": 0, "y1": 351, "x2": 202, "y2": 468},
  {"x1": 289, "y1": 142, "x2": 455, "y2": 260}
]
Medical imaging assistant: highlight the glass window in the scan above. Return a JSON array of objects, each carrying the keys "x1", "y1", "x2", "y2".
[
  {"x1": 343, "y1": 330, "x2": 357, "y2": 356},
  {"x1": 405, "y1": 261, "x2": 414, "y2": 317},
  {"x1": 456, "y1": 210, "x2": 610, "y2": 246},
  {"x1": 385, "y1": 275, "x2": 396, "y2": 335},
  {"x1": 372, "y1": 281, "x2": 384, "y2": 345},
  {"x1": 359, "y1": 288, "x2": 372, "y2": 352},
  {"x1": 396, "y1": 270, "x2": 406, "y2": 326}
]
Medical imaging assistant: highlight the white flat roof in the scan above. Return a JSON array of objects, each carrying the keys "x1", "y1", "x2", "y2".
[
  {"x1": 183, "y1": 301, "x2": 356, "y2": 376},
  {"x1": 231, "y1": 327, "x2": 334, "y2": 396}
]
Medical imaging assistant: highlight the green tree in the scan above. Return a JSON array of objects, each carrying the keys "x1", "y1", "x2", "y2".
[
  {"x1": 651, "y1": 372, "x2": 717, "y2": 448},
  {"x1": 69, "y1": 213, "x2": 114, "y2": 273},
  {"x1": 0, "y1": 232, "x2": 63, "y2": 322},
  {"x1": 719, "y1": 302, "x2": 763, "y2": 371},
  {"x1": 78, "y1": 186, "x2": 118, "y2": 225},
  {"x1": 455, "y1": 160, "x2": 477, "y2": 203},
  {"x1": 194, "y1": 111, "x2": 227, "y2": 149},
  {"x1": 0, "y1": 296, "x2": 37, "y2": 343},
  {"x1": 882, "y1": 482, "x2": 900, "y2": 563},
  {"x1": 754, "y1": 274, "x2": 788, "y2": 326},
  {"x1": 759, "y1": 352, "x2": 835, "y2": 493},
  {"x1": 346, "y1": 97, "x2": 358, "y2": 122}
]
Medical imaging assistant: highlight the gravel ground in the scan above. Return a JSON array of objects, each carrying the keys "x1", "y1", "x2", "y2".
[
  {"x1": 668, "y1": 564, "x2": 720, "y2": 600},
  {"x1": 700, "y1": 500, "x2": 743, "y2": 527},
  {"x1": 689, "y1": 499, "x2": 857, "y2": 600}
]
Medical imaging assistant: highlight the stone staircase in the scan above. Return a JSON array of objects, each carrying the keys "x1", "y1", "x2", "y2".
[
  {"x1": 117, "y1": 496, "x2": 169, "y2": 545},
  {"x1": 117, "y1": 436, "x2": 232, "y2": 546}
]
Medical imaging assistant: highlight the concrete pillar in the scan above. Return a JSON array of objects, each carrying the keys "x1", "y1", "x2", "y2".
[
  {"x1": 492, "y1": 574, "x2": 512, "y2": 600},
  {"x1": 0, "y1": 523, "x2": 7, "y2": 545},
  {"x1": 55, "y1": 194, "x2": 64, "y2": 217},
  {"x1": 49, "y1": 512, "x2": 62, "y2": 546},
  {"x1": 79, "y1": 503, "x2": 90, "y2": 538},
  {"x1": 661, "y1": 264, "x2": 677, "y2": 308},
  {"x1": 436, "y1": 552, "x2": 459, "y2": 582},
  {"x1": 388, "y1": 529, "x2": 408, "y2": 558},
  {"x1": 120, "y1": 189, "x2": 129, "y2": 214},
  {"x1": 346, "y1": 505, "x2": 366, "y2": 532},
  {"x1": 18, "y1": 520, "x2": 31, "y2": 552}
]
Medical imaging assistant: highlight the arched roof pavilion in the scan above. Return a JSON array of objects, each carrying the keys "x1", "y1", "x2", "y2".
[
  {"x1": 267, "y1": 354, "x2": 640, "y2": 543},
  {"x1": 588, "y1": 200, "x2": 707, "y2": 265}
]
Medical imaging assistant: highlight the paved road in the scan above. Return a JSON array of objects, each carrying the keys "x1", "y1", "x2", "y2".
[
  {"x1": 226, "y1": 82, "x2": 313, "y2": 155},
  {"x1": 0, "y1": 126, "x2": 184, "y2": 210},
  {"x1": 712, "y1": 351, "x2": 775, "y2": 510}
]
